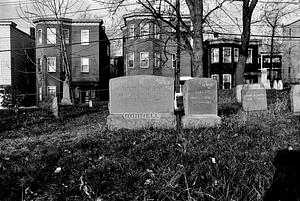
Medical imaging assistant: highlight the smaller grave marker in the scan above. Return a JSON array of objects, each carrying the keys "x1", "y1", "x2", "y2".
[
  {"x1": 290, "y1": 85, "x2": 300, "y2": 113},
  {"x1": 242, "y1": 85, "x2": 267, "y2": 111},
  {"x1": 181, "y1": 78, "x2": 221, "y2": 128}
]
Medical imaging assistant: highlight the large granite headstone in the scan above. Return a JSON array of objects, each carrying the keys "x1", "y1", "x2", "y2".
[
  {"x1": 242, "y1": 84, "x2": 267, "y2": 111},
  {"x1": 290, "y1": 85, "x2": 300, "y2": 113},
  {"x1": 236, "y1": 83, "x2": 264, "y2": 103},
  {"x1": 181, "y1": 78, "x2": 221, "y2": 128},
  {"x1": 107, "y1": 75, "x2": 176, "y2": 130}
]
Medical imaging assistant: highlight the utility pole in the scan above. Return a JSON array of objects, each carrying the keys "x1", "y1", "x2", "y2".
[{"x1": 175, "y1": 0, "x2": 181, "y2": 94}]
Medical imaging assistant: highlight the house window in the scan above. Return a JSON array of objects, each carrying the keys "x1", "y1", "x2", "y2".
[
  {"x1": 37, "y1": 58, "x2": 42, "y2": 72},
  {"x1": 223, "y1": 47, "x2": 232, "y2": 63},
  {"x1": 154, "y1": 53, "x2": 161, "y2": 68},
  {"x1": 154, "y1": 24, "x2": 160, "y2": 39},
  {"x1": 234, "y1": 48, "x2": 239, "y2": 63},
  {"x1": 81, "y1": 30, "x2": 89, "y2": 45},
  {"x1": 37, "y1": 29, "x2": 42, "y2": 44},
  {"x1": 47, "y1": 86, "x2": 56, "y2": 96},
  {"x1": 47, "y1": 28, "x2": 56, "y2": 44},
  {"x1": 172, "y1": 54, "x2": 177, "y2": 68},
  {"x1": 63, "y1": 29, "x2": 69, "y2": 44},
  {"x1": 223, "y1": 74, "x2": 231, "y2": 89},
  {"x1": 140, "y1": 52, "x2": 149, "y2": 68},
  {"x1": 246, "y1": 48, "x2": 253, "y2": 63},
  {"x1": 140, "y1": 23, "x2": 150, "y2": 39},
  {"x1": 128, "y1": 24, "x2": 135, "y2": 39},
  {"x1": 128, "y1": 52, "x2": 134, "y2": 68},
  {"x1": 81, "y1": 58, "x2": 89, "y2": 73},
  {"x1": 211, "y1": 48, "x2": 219, "y2": 63},
  {"x1": 47, "y1": 57, "x2": 56, "y2": 72}
]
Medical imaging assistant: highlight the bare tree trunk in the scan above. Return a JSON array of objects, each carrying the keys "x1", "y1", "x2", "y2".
[
  {"x1": 235, "y1": 0, "x2": 258, "y2": 85},
  {"x1": 269, "y1": 24, "x2": 276, "y2": 85},
  {"x1": 187, "y1": 0, "x2": 204, "y2": 77}
]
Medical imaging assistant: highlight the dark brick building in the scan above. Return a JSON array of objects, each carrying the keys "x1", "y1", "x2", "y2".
[
  {"x1": 33, "y1": 18, "x2": 110, "y2": 104},
  {"x1": 258, "y1": 53, "x2": 282, "y2": 81},
  {"x1": 122, "y1": 13, "x2": 192, "y2": 79},
  {"x1": 0, "y1": 21, "x2": 36, "y2": 106},
  {"x1": 204, "y1": 38, "x2": 261, "y2": 89}
]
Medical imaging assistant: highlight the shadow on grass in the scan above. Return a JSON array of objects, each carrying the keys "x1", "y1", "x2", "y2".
[{"x1": 264, "y1": 150, "x2": 300, "y2": 201}]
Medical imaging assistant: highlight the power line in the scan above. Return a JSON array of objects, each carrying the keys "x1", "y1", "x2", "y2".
[{"x1": 2, "y1": 29, "x2": 300, "y2": 54}]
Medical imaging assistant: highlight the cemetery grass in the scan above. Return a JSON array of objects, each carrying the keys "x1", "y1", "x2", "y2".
[{"x1": 1, "y1": 90, "x2": 300, "y2": 200}]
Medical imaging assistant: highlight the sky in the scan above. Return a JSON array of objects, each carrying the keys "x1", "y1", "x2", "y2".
[{"x1": 1, "y1": 0, "x2": 300, "y2": 56}]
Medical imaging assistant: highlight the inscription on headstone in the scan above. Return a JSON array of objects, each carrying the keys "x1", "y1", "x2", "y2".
[
  {"x1": 290, "y1": 85, "x2": 300, "y2": 113},
  {"x1": 107, "y1": 75, "x2": 176, "y2": 130},
  {"x1": 236, "y1": 83, "x2": 264, "y2": 103},
  {"x1": 181, "y1": 78, "x2": 221, "y2": 128},
  {"x1": 242, "y1": 87, "x2": 267, "y2": 111}
]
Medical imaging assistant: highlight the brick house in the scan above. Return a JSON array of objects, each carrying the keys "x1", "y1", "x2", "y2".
[
  {"x1": 282, "y1": 20, "x2": 300, "y2": 84},
  {"x1": 122, "y1": 13, "x2": 192, "y2": 79},
  {"x1": 33, "y1": 18, "x2": 110, "y2": 104},
  {"x1": 0, "y1": 21, "x2": 36, "y2": 106},
  {"x1": 204, "y1": 37, "x2": 261, "y2": 89}
]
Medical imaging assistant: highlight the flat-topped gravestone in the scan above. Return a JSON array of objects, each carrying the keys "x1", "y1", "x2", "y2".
[
  {"x1": 107, "y1": 75, "x2": 176, "y2": 130},
  {"x1": 290, "y1": 85, "x2": 300, "y2": 113},
  {"x1": 242, "y1": 85, "x2": 267, "y2": 111},
  {"x1": 236, "y1": 83, "x2": 265, "y2": 103},
  {"x1": 181, "y1": 78, "x2": 221, "y2": 128}
]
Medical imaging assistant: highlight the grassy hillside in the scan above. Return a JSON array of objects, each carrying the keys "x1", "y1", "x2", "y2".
[{"x1": 0, "y1": 89, "x2": 299, "y2": 201}]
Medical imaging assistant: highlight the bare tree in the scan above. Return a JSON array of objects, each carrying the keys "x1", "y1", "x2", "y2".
[
  {"x1": 260, "y1": 0, "x2": 299, "y2": 84},
  {"x1": 18, "y1": 0, "x2": 85, "y2": 104},
  {"x1": 97, "y1": 0, "x2": 227, "y2": 78},
  {"x1": 234, "y1": 0, "x2": 258, "y2": 85}
]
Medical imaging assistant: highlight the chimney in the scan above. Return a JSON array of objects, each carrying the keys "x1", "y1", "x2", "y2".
[{"x1": 30, "y1": 27, "x2": 35, "y2": 39}]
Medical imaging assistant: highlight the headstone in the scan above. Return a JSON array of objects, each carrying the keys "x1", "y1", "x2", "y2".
[
  {"x1": 273, "y1": 80, "x2": 278, "y2": 90},
  {"x1": 242, "y1": 85, "x2": 267, "y2": 111},
  {"x1": 107, "y1": 75, "x2": 176, "y2": 130},
  {"x1": 236, "y1": 83, "x2": 264, "y2": 103},
  {"x1": 88, "y1": 100, "x2": 93, "y2": 108},
  {"x1": 277, "y1": 80, "x2": 283, "y2": 90},
  {"x1": 61, "y1": 80, "x2": 72, "y2": 105},
  {"x1": 51, "y1": 96, "x2": 59, "y2": 118},
  {"x1": 266, "y1": 79, "x2": 271, "y2": 89},
  {"x1": 290, "y1": 85, "x2": 300, "y2": 113},
  {"x1": 261, "y1": 68, "x2": 268, "y2": 88},
  {"x1": 181, "y1": 78, "x2": 221, "y2": 128}
]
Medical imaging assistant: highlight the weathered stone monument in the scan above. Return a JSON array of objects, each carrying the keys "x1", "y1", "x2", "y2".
[
  {"x1": 273, "y1": 80, "x2": 278, "y2": 90},
  {"x1": 290, "y1": 85, "x2": 300, "y2": 113},
  {"x1": 278, "y1": 80, "x2": 283, "y2": 90},
  {"x1": 260, "y1": 68, "x2": 268, "y2": 88},
  {"x1": 242, "y1": 84, "x2": 267, "y2": 111},
  {"x1": 236, "y1": 83, "x2": 264, "y2": 103},
  {"x1": 107, "y1": 75, "x2": 176, "y2": 130},
  {"x1": 61, "y1": 80, "x2": 72, "y2": 105},
  {"x1": 51, "y1": 96, "x2": 59, "y2": 118},
  {"x1": 181, "y1": 78, "x2": 221, "y2": 128}
]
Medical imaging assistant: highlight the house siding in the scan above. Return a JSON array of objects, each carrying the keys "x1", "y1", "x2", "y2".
[
  {"x1": 34, "y1": 18, "x2": 110, "y2": 103},
  {"x1": 0, "y1": 22, "x2": 35, "y2": 106}
]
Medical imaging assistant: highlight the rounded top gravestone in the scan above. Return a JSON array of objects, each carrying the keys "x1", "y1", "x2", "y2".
[
  {"x1": 109, "y1": 75, "x2": 174, "y2": 114},
  {"x1": 183, "y1": 78, "x2": 217, "y2": 115}
]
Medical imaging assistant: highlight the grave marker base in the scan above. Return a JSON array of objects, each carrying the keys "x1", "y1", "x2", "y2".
[
  {"x1": 181, "y1": 114, "x2": 221, "y2": 129},
  {"x1": 107, "y1": 113, "x2": 176, "y2": 130}
]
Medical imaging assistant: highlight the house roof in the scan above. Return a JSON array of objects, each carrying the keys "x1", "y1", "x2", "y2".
[
  {"x1": 205, "y1": 37, "x2": 261, "y2": 46},
  {"x1": 33, "y1": 18, "x2": 103, "y2": 25}
]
